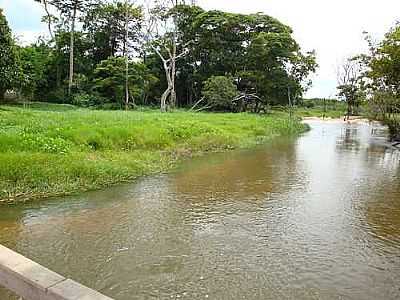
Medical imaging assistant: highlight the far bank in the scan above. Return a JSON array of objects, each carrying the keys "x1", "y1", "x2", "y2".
[{"x1": 0, "y1": 105, "x2": 308, "y2": 203}]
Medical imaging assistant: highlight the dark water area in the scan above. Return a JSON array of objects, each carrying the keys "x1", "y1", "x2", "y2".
[{"x1": 1, "y1": 121, "x2": 400, "y2": 299}]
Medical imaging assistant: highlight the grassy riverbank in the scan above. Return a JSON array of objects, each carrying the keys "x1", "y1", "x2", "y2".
[{"x1": 0, "y1": 104, "x2": 307, "y2": 203}]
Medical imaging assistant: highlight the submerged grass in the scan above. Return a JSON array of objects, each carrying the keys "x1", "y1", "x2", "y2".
[{"x1": 0, "y1": 105, "x2": 307, "y2": 203}]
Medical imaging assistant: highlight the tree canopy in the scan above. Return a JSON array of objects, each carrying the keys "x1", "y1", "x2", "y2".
[
  {"x1": 347, "y1": 23, "x2": 400, "y2": 134},
  {"x1": 0, "y1": 9, "x2": 19, "y2": 101},
  {"x1": 8, "y1": 1, "x2": 317, "y2": 111}
]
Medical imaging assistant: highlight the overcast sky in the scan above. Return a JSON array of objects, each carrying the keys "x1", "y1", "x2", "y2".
[{"x1": 1, "y1": 0, "x2": 399, "y2": 98}]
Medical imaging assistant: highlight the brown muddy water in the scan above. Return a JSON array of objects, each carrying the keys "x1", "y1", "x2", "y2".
[{"x1": 1, "y1": 121, "x2": 400, "y2": 300}]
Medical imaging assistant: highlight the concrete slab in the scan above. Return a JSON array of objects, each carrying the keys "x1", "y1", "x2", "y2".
[
  {"x1": 13, "y1": 261, "x2": 65, "y2": 291},
  {"x1": 0, "y1": 245, "x2": 30, "y2": 269},
  {"x1": 0, "y1": 245, "x2": 114, "y2": 300},
  {"x1": 46, "y1": 279, "x2": 113, "y2": 300}
]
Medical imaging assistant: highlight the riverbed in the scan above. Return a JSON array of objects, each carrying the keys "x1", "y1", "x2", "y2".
[{"x1": 1, "y1": 120, "x2": 400, "y2": 299}]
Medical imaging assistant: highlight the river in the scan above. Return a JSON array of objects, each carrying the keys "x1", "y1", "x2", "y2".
[{"x1": 1, "y1": 120, "x2": 400, "y2": 299}]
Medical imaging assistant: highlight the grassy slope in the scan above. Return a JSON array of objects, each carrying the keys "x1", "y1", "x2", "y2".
[{"x1": 0, "y1": 104, "x2": 307, "y2": 203}]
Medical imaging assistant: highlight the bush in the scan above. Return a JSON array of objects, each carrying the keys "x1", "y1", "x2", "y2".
[
  {"x1": 202, "y1": 76, "x2": 239, "y2": 111},
  {"x1": 71, "y1": 92, "x2": 108, "y2": 108}
]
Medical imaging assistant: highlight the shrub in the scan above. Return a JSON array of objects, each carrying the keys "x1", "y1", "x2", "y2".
[
  {"x1": 202, "y1": 76, "x2": 239, "y2": 111},
  {"x1": 71, "y1": 92, "x2": 108, "y2": 108}
]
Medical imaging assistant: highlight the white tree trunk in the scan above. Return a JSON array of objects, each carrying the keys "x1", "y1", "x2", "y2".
[
  {"x1": 124, "y1": 0, "x2": 130, "y2": 109},
  {"x1": 170, "y1": 25, "x2": 177, "y2": 108},
  {"x1": 42, "y1": 0, "x2": 54, "y2": 40},
  {"x1": 160, "y1": 60, "x2": 173, "y2": 112},
  {"x1": 68, "y1": 4, "x2": 77, "y2": 96}
]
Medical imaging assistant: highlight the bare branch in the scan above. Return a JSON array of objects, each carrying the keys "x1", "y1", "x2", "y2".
[{"x1": 189, "y1": 97, "x2": 205, "y2": 111}]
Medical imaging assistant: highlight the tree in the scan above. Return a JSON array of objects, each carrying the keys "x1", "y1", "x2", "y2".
[
  {"x1": 173, "y1": 7, "x2": 317, "y2": 107},
  {"x1": 83, "y1": 1, "x2": 142, "y2": 63},
  {"x1": 35, "y1": 0, "x2": 63, "y2": 87},
  {"x1": 337, "y1": 58, "x2": 363, "y2": 120},
  {"x1": 359, "y1": 24, "x2": 400, "y2": 135},
  {"x1": 84, "y1": 0, "x2": 143, "y2": 109},
  {"x1": 202, "y1": 76, "x2": 238, "y2": 111},
  {"x1": 92, "y1": 57, "x2": 157, "y2": 106},
  {"x1": 49, "y1": 0, "x2": 93, "y2": 96},
  {"x1": 17, "y1": 42, "x2": 52, "y2": 100},
  {"x1": 34, "y1": 0, "x2": 56, "y2": 40},
  {"x1": 144, "y1": 0, "x2": 193, "y2": 112},
  {"x1": 0, "y1": 9, "x2": 19, "y2": 102},
  {"x1": 367, "y1": 24, "x2": 400, "y2": 96}
]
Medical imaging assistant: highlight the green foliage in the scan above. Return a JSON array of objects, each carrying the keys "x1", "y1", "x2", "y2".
[
  {"x1": 358, "y1": 24, "x2": 400, "y2": 133},
  {"x1": 173, "y1": 6, "x2": 317, "y2": 107},
  {"x1": 92, "y1": 57, "x2": 158, "y2": 106},
  {"x1": 0, "y1": 9, "x2": 19, "y2": 101},
  {"x1": 84, "y1": 1, "x2": 143, "y2": 64},
  {"x1": 0, "y1": 104, "x2": 307, "y2": 202},
  {"x1": 17, "y1": 42, "x2": 51, "y2": 99},
  {"x1": 11, "y1": 2, "x2": 316, "y2": 111},
  {"x1": 48, "y1": 0, "x2": 93, "y2": 16},
  {"x1": 245, "y1": 32, "x2": 317, "y2": 104},
  {"x1": 202, "y1": 76, "x2": 239, "y2": 110},
  {"x1": 367, "y1": 24, "x2": 400, "y2": 95}
]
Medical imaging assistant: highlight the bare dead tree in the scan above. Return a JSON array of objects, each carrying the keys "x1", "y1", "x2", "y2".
[
  {"x1": 143, "y1": 0, "x2": 193, "y2": 112},
  {"x1": 337, "y1": 58, "x2": 362, "y2": 120}
]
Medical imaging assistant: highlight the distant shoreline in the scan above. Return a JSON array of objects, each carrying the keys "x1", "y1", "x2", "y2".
[{"x1": 302, "y1": 116, "x2": 372, "y2": 124}]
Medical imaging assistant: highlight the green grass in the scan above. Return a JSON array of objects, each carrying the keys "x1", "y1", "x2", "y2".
[{"x1": 0, "y1": 104, "x2": 307, "y2": 203}]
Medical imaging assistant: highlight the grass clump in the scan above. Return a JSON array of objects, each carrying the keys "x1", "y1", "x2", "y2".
[{"x1": 0, "y1": 105, "x2": 307, "y2": 203}]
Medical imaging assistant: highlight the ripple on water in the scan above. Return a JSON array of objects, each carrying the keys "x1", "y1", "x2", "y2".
[{"x1": 0, "y1": 121, "x2": 400, "y2": 299}]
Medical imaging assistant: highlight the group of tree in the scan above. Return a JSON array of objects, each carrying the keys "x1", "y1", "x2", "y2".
[
  {"x1": 1, "y1": 0, "x2": 317, "y2": 112},
  {"x1": 337, "y1": 22, "x2": 400, "y2": 134}
]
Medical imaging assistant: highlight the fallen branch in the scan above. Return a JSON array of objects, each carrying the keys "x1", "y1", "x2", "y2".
[
  {"x1": 195, "y1": 104, "x2": 214, "y2": 112},
  {"x1": 189, "y1": 97, "x2": 205, "y2": 111}
]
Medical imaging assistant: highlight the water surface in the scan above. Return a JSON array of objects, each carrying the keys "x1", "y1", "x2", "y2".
[{"x1": 1, "y1": 121, "x2": 400, "y2": 299}]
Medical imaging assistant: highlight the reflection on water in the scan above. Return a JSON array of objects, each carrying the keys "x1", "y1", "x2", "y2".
[{"x1": 1, "y1": 121, "x2": 400, "y2": 299}]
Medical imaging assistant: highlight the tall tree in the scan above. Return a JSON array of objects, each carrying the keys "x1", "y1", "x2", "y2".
[
  {"x1": 173, "y1": 7, "x2": 317, "y2": 106},
  {"x1": 83, "y1": 0, "x2": 142, "y2": 108},
  {"x1": 83, "y1": 1, "x2": 142, "y2": 63},
  {"x1": 34, "y1": 0, "x2": 56, "y2": 39},
  {"x1": 92, "y1": 56, "x2": 157, "y2": 106},
  {"x1": 366, "y1": 24, "x2": 400, "y2": 96},
  {"x1": 50, "y1": 0, "x2": 93, "y2": 96},
  {"x1": 17, "y1": 42, "x2": 52, "y2": 100},
  {"x1": 337, "y1": 58, "x2": 363, "y2": 120},
  {"x1": 34, "y1": 0, "x2": 64, "y2": 88},
  {"x1": 145, "y1": 0, "x2": 193, "y2": 112},
  {"x1": 359, "y1": 24, "x2": 400, "y2": 134},
  {"x1": 0, "y1": 9, "x2": 19, "y2": 102}
]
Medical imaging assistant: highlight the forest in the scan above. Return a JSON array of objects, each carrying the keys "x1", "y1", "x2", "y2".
[{"x1": 0, "y1": 0, "x2": 318, "y2": 112}]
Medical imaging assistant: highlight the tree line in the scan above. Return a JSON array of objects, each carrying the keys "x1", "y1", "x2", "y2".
[
  {"x1": 1, "y1": 0, "x2": 317, "y2": 112},
  {"x1": 337, "y1": 23, "x2": 400, "y2": 135}
]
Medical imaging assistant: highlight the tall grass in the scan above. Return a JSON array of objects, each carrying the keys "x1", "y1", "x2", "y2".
[{"x1": 0, "y1": 105, "x2": 307, "y2": 203}]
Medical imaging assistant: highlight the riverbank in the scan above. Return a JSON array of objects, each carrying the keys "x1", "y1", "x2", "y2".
[
  {"x1": 0, "y1": 105, "x2": 307, "y2": 203},
  {"x1": 302, "y1": 116, "x2": 371, "y2": 123},
  {"x1": 295, "y1": 107, "x2": 346, "y2": 119}
]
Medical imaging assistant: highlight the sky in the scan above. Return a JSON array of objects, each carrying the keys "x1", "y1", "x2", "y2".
[{"x1": 1, "y1": 0, "x2": 400, "y2": 98}]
